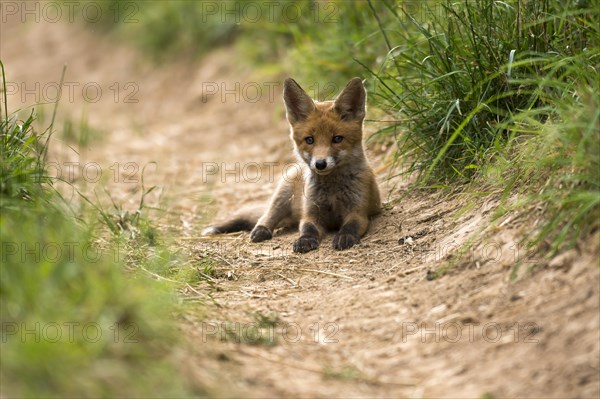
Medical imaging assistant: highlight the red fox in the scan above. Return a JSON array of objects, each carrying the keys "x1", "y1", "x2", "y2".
[{"x1": 202, "y1": 77, "x2": 381, "y2": 253}]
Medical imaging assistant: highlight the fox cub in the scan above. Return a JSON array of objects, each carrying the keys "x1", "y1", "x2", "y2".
[{"x1": 203, "y1": 77, "x2": 381, "y2": 253}]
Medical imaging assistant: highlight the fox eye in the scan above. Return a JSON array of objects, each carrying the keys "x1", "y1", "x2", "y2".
[
  {"x1": 332, "y1": 135, "x2": 344, "y2": 144},
  {"x1": 305, "y1": 136, "x2": 314, "y2": 145}
]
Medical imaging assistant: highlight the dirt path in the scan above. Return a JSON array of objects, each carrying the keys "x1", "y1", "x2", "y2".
[{"x1": 4, "y1": 18, "x2": 599, "y2": 398}]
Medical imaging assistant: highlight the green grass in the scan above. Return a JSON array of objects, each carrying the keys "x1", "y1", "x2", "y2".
[
  {"x1": 60, "y1": 111, "x2": 100, "y2": 148},
  {"x1": 79, "y1": 1, "x2": 392, "y2": 90},
  {"x1": 366, "y1": 0, "x2": 598, "y2": 180},
  {"x1": 0, "y1": 61, "x2": 199, "y2": 397},
  {"x1": 0, "y1": 87, "x2": 47, "y2": 203},
  {"x1": 504, "y1": 77, "x2": 599, "y2": 255},
  {"x1": 0, "y1": 109, "x2": 46, "y2": 203},
  {"x1": 363, "y1": 0, "x2": 598, "y2": 255},
  {"x1": 1, "y1": 205, "x2": 191, "y2": 397},
  {"x1": 80, "y1": 0, "x2": 240, "y2": 61}
]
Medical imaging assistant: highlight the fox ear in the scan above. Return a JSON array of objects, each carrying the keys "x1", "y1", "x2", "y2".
[
  {"x1": 334, "y1": 77, "x2": 366, "y2": 122},
  {"x1": 283, "y1": 78, "x2": 315, "y2": 124}
]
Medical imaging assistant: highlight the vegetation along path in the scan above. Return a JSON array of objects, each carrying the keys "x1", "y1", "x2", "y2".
[{"x1": 3, "y1": 4, "x2": 598, "y2": 398}]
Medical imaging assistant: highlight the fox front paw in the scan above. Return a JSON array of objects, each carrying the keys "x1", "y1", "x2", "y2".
[
  {"x1": 250, "y1": 225, "x2": 272, "y2": 242},
  {"x1": 332, "y1": 233, "x2": 358, "y2": 250},
  {"x1": 293, "y1": 236, "x2": 319, "y2": 253}
]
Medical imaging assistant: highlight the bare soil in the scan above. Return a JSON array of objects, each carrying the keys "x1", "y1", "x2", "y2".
[{"x1": 4, "y1": 17, "x2": 599, "y2": 398}]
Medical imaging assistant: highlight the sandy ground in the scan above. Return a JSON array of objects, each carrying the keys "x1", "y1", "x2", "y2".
[{"x1": 3, "y1": 16, "x2": 599, "y2": 398}]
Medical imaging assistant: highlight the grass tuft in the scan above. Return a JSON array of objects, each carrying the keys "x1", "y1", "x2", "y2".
[{"x1": 0, "y1": 62, "x2": 198, "y2": 397}]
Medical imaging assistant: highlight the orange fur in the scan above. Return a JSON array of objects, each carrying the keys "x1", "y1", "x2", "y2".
[{"x1": 203, "y1": 77, "x2": 381, "y2": 253}]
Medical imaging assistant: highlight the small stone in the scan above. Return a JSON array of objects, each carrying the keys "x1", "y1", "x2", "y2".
[
  {"x1": 426, "y1": 270, "x2": 437, "y2": 281},
  {"x1": 510, "y1": 293, "x2": 522, "y2": 301}
]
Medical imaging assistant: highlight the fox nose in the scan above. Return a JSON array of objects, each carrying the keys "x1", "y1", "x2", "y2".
[{"x1": 315, "y1": 160, "x2": 327, "y2": 170}]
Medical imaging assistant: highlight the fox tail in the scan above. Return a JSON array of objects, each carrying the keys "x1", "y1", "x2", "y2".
[{"x1": 201, "y1": 208, "x2": 262, "y2": 235}]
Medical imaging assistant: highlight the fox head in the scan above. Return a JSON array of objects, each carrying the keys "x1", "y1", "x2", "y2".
[{"x1": 283, "y1": 77, "x2": 367, "y2": 176}]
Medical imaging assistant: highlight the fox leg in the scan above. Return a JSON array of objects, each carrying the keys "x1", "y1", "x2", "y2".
[
  {"x1": 292, "y1": 192, "x2": 327, "y2": 254},
  {"x1": 332, "y1": 212, "x2": 370, "y2": 250},
  {"x1": 292, "y1": 216, "x2": 323, "y2": 253},
  {"x1": 250, "y1": 180, "x2": 294, "y2": 242}
]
